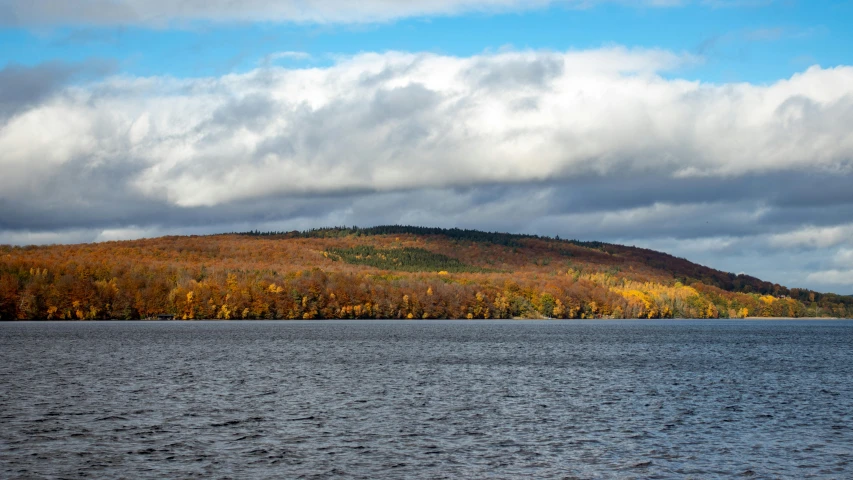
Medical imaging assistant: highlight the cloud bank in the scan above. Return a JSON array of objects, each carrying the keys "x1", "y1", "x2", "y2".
[
  {"x1": 0, "y1": 0, "x2": 763, "y2": 26},
  {"x1": 1, "y1": 47, "x2": 852, "y2": 291}
]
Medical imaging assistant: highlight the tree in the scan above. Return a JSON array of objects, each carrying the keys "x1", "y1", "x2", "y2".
[{"x1": 0, "y1": 274, "x2": 19, "y2": 319}]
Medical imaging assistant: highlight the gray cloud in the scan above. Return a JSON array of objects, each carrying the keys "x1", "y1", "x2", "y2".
[
  {"x1": 0, "y1": 60, "x2": 114, "y2": 121},
  {"x1": 466, "y1": 54, "x2": 565, "y2": 90}
]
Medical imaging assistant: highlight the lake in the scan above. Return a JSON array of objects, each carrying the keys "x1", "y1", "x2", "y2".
[{"x1": 2, "y1": 320, "x2": 852, "y2": 478}]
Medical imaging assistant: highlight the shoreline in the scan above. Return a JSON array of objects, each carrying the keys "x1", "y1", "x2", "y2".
[
  {"x1": 740, "y1": 316, "x2": 850, "y2": 321},
  {"x1": 2, "y1": 317, "x2": 851, "y2": 322}
]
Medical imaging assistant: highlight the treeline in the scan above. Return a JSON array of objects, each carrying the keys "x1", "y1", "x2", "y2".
[
  {"x1": 1, "y1": 232, "x2": 851, "y2": 320},
  {"x1": 237, "y1": 225, "x2": 607, "y2": 249}
]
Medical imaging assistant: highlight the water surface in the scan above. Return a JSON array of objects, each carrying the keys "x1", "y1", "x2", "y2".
[{"x1": 2, "y1": 320, "x2": 852, "y2": 478}]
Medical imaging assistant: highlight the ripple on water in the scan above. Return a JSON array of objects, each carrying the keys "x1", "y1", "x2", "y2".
[{"x1": 1, "y1": 319, "x2": 852, "y2": 479}]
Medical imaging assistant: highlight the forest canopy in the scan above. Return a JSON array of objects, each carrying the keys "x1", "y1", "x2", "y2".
[{"x1": 1, "y1": 226, "x2": 851, "y2": 320}]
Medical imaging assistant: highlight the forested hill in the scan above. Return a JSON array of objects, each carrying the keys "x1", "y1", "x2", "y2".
[{"x1": 1, "y1": 226, "x2": 851, "y2": 320}]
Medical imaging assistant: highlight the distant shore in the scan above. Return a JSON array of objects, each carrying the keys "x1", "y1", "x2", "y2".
[
  {"x1": 3, "y1": 317, "x2": 852, "y2": 322},
  {"x1": 741, "y1": 317, "x2": 850, "y2": 320}
]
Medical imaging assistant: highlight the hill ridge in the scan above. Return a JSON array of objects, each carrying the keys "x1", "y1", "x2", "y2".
[
  {"x1": 1, "y1": 226, "x2": 851, "y2": 319},
  {"x1": 237, "y1": 224, "x2": 838, "y2": 299}
]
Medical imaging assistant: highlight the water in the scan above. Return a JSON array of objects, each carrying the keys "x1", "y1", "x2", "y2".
[{"x1": 1, "y1": 320, "x2": 852, "y2": 479}]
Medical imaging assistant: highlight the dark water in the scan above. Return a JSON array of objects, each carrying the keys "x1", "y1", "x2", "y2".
[{"x1": 2, "y1": 320, "x2": 852, "y2": 479}]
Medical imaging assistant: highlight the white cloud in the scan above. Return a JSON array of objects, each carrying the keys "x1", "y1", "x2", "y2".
[
  {"x1": 768, "y1": 224, "x2": 853, "y2": 250},
  {"x1": 0, "y1": 0, "x2": 768, "y2": 26},
  {"x1": 806, "y1": 269, "x2": 853, "y2": 286},
  {"x1": 2, "y1": 48, "x2": 851, "y2": 210},
  {"x1": 833, "y1": 249, "x2": 853, "y2": 268}
]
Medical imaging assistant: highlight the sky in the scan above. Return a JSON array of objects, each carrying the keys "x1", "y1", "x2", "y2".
[{"x1": 1, "y1": 0, "x2": 853, "y2": 294}]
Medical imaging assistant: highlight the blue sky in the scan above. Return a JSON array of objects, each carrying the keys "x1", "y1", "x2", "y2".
[
  {"x1": 2, "y1": 0, "x2": 853, "y2": 294},
  {"x1": 2, "y1": 1, "x2": 851, "y2": 83}
]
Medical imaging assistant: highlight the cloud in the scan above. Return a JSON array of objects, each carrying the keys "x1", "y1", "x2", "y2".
[
  {"x1": 834, "y1": 249, "x2": 853, "y2": 269},
  {"x1": 0, "y1": 0, "x2": 766, "y2": 27},
  {"x1": 697, "y1": 25, "x2": 825, "y2": 59},
  {"x1": 804, "y1": 248, "x2": 853, "y2": 287},
  {"x1": 806, "y1": 269, "x2": 853, "y2": 286},
  {"x1": 0, "y1": 48, "x2": 850, "y2": 207},
  {"x1": 768, "y1": 224, "x2": 853, "y2": 250},
  {"x1": 0, "y1": 59, "x2": 115, "y2": 121},
  {"x1": 267, "y1": 51, "x2": 311, "y2": 62},
  {"x1": 2, "y1": 47, "x2": 853, "y2": 293},
  {"x1": 4, "y1": 48, "x2": 850, "y2": 209},
  {"x1": 258, "y1": 51, "x2": 312, "y2": 68}
]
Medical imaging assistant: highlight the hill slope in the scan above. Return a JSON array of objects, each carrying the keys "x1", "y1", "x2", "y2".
[{"x1": 1, "y1": 226, "x2": 851, "y2": 320}]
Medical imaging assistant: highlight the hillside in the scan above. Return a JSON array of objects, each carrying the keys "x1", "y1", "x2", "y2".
[{"x1": 1, "y1": 226, "x2": 851, "y2": 320}]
